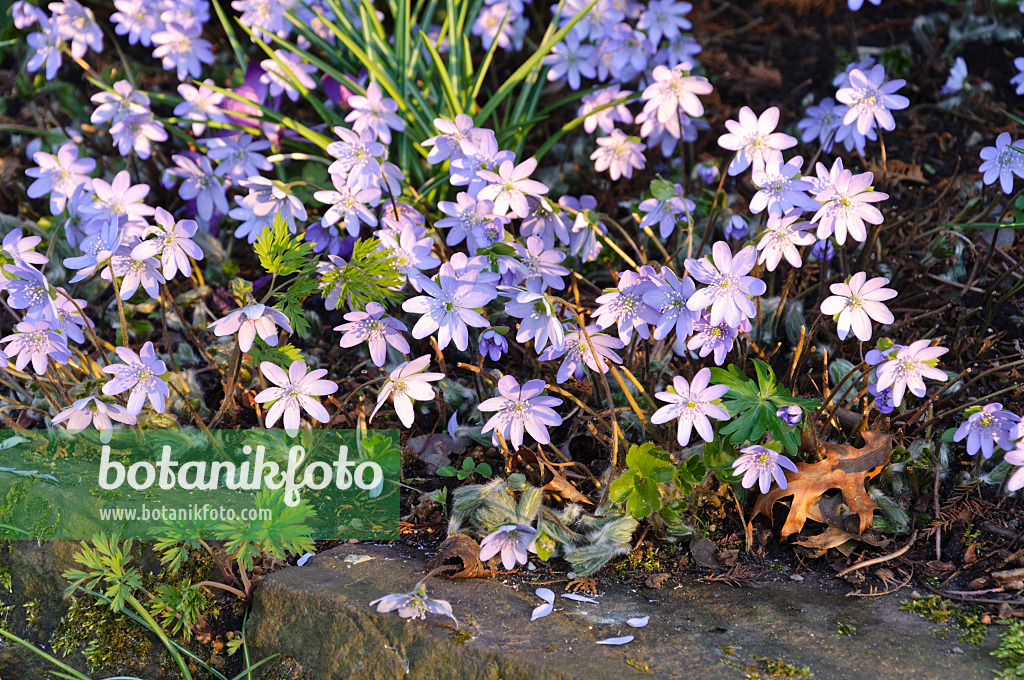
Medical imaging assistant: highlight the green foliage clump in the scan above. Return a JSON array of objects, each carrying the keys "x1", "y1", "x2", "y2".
[
  {"x1": 710, "y1": 360, "x2": 818, "y2": 455},
  {"x1": 318, "y1": 237, "x2": 405, "y2": 311},
  {"x1": 609, "y1": 443, "x2": 704, "y2": 525},
  {"x1": 994, "y1": 622, "x2": 1024, "y2": 679}
]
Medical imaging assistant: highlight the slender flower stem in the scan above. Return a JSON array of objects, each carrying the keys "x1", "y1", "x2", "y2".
[
  {"x1": 167, "y1": 381, "x2": 226, "y2": 458},
  {"x1": 161, "y1": 283, "x2": 216, "y2": 366},
  {"x1": 208, "y1": 340, "x2": 241, "y2": 428},
  {"x1": 107, "y1": 259, "x2": 130, "y2": 348}
]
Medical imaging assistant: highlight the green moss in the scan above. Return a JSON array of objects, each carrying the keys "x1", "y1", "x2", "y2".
[
  {"x1": 747, "y1": 656, "x2": 814, "y2": 679},
  {"x1": 994, "y1": 622, "x2": 1024, "y2": 679},
  {"x1": 900, "y1": 595, "x2": 988, "y2": 645},
  {"x1": 50, "y1": 596, "x2": 153, "y2": 675},
  {"x1": 720, "y1": 646, "x2": 813, "y2": 678},
  {"x1": 837, "y1": 621, "x2": 856, "y2": 636}
]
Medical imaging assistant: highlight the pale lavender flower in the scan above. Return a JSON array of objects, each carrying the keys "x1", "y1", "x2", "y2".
[
  {"x1": 640, "y1": 63, "x2": 713, "y2": 125},
  {"x1": 313, "y1": 176, "x2": 379, "y2": 243},
  {"x1": 52, "y1": 396, "x2": 136, "y2": 442},
  {"x1": 378, "y1": 222, "x2": 440, "y2": 288},
  {"x1": 206, "y1": 134, "x2": 273, "y2": 182},
  {"x1": 724, "y1": 214, "x2": 749, "y2": 240},
  {"x1": 820, "y1": 272, "x2": 896, "y2": 342},
  {"x1": 101, "y1": 341, "x2": 169, "y2": 414},
  {"x1": 326, "y1": 126, "x2": 385, "y2": 190},
  {"x1": 848, "y1": 0, "x2": 881, "y2": 10},
  {"x1": 940, "y1": 57, "x2": 968, "y2": 95},
  {"x1": 50, "y1": 0, "x2": 102, "y2": 59},
  {"x1": 811, "y1": 239, "x2": 835, "y2": 261},
  {"x1": 345, "y1": 82, "x2": 405, "y2": 143},
  {"x1": 131, "y1": 208, "x2": 204, "y2": 280},
  {"x1": 2, "y1": 229, "x2": 49, "y2": 272},
  {"x1": 477, "y1": 158, "x2": 549, "y2": 219},
  {"x1": 369, "y1": 582, "x2": 457, "y2": 623},
  {"x1": 479, "y1": 524, "x2": 537, "y2": 569},
  {"x1": 777, "y1": 405, "x2": 803, "y2": 426},
  {"x1": 685, "y1": 241, "x2": 766, "y2": 328},
  {"x1": 111, "y1": 0, "x2": 163, "y2": 46},
  {"x1": 335, "y1": 302, "x2": 409, "y2": 367},
  {"x1": 511, "y1": 236, "x2": 569, "y2": 290},
  {"x1": 503, "y1": 285, "x2": 565, "y2": 353},
  {"x1": 756, "y1": 210, "x2": 816, "y2": 271},
  {"x1": 478, "y1": 329, "x2": 508, "y2": 361},
  {"x1": 538, "y1": 325, "x2": 624, "y2": 383},
  {"x1": 637, "y1": 0, "x2": 692, "y2": 46},
  {"x1": 812, "y1": 169, "x2": 887, "y2": 245},
  {"x1": 64, "y1": 217, "x2": 122, "y2": 282},
  {"x1": 5, "y1": 265, "x2": 57, "y2": 322},
  {"x1": 13, "y1": 1, "x2": 41, "y2": 30},
  {"x1": 256, "y1": 360, "x2": 338, "y2": 430},
  {"x1": 685, "y1": 157, "x2": 714, "y2": 184},
  {"x1": 1, "y1": 320, "x2": 71, "y2": 374},
  {"x1": 638, "y1": 186, "x2": 694, "y2": 239},
  {"x1": 579, "y1": 86, "x2": 634, "y2": 135},
  {"x1": 437, "y1": 193, "x2": 505, "y2": 249},
  {"x1": 732, "y1": 445, "x2": 797, "y2": 494},
  {"x1": 174, "y1": 80, "x2": 226, "y2": 135},
  {"x1": 875, "y1": 339, "x2": 948, "y2": 407},
  {"x1": 836, "y1": 65, "x2": 909, "y2": 135},
  {"x1": 26, "y1": 13, "x2": 64, "y2": 81},
  {"x1": 109, "y1": 112, "x2": 168, "y2": 160},
  {"x1": 644, "y1": 267, "x2": 698, "y2": 341},
  {"x1": 683, "y1": 312, "x2": 744, "y2": 365},
  {"x1": 954, "y1": 404, "x2": 1019, "y2": 459},
  {"x1": 604, "y1": 24, "x2": 652, "y2": 80},
  {"x1": 91, "y1": 80, "x2": 150, "y2": 126},
  {"x1": 209, "y1": 303, "x2": 292, "y2": 352},
  {"x1": 371, "y1": 355, "x2": 445, "y2": 427},
  {"x1": 231, "y1": 0, "x2": 290, "y2": 40},
  {"x1": 750, "y1": 155, "x2": 819, "y2": 216},
  {"x1": 797, "y1": 97, "x2": 842, "y2": 151},
  {"x1": 238, "y1": 177, "x2": 307, "y2": 231},
  {"x1": 260, "y1": 50, "x2": 318, "y2": 102},
  {"x1": 421, "y1": 114, "x2": 486, "y2": 165},
  {"x1": 159, "y1": 0, "x2": 209, "y2": 32},
  {"x1": 152, "y1": 22, "x2": 214, "y2": 80},
  {"x1": 449, "y1": 131, "x2": 514, "y2": 195},
  {"x1": 651, "y1": 367, "x2": 729, "y2": 446},
  {"x1": 479, "y1": 375, "x2": 562, "y2": 448},
  {"x1": 590, "y1": 130, "x2": 647, "y2": 181},
  {"x1": 543, "y1": 32, "x2": 596, "y2": 90},
  {"x1": 81, "y1": 167, "x2": 154, "y2": 225},
  {"x1": 25, "y1": 142, "x2": 95, "y2": 215},
  {"x1": 1012, "y1": 58, "x2": 1024, "y2": 96},
  {"x1": 717, "y1": 106, "x2": 797, "y2": 176},
  {"x1": 472, "y1": 2, "x2": 525, "y2": 51},
  {"x1": 867, "y1": 384, "x2": 895, "y2": 414},
  {"x1": 167, "y1": 154, "x2": 227, "y2": 221},
  {"x1": 109, "y1": 248, "x2": 165, "y2": 300},
  {"x1": 593, "y1": 270, "x2": 660, "y2": 343},
  {"x1": 979, "y1": 133, "x2": 1024, "y2": 195},
  {"x1": 403, "y1": 263, "x2": 494, "y2": 351},
  {"x1": 50, "y1": 288, "x2": 92, "y2": 343}
]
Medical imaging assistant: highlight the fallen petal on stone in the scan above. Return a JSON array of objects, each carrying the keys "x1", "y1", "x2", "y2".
[
  {"x1": 297, "y1": 552, "x2": 314, "y2": 566},
  {"x1": 626, "y1": 616, "x2": 649, "y2": 628},
  {"x1": 536, "y1": 587, "x2": 555, "y2": 604},
  {"x1": 562, "y1": 593, "x2": 599, "y2": 603},
  {"x1": 596, "y1": 635, "x2": 634, "y2": 645},
  {"x1": 531, "y1": 602, "x2": 553, "y2": 620}
]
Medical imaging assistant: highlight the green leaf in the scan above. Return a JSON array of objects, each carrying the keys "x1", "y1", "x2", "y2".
[
  {"x1": 254, "y1": 214, "x2": 317, "y2": 277},
  {"x1": 437, "y1": 466, "x2": 456, "y2": 477},
  {"x1": 608, "y1": 470, "x2": 638, "y2": 503}
]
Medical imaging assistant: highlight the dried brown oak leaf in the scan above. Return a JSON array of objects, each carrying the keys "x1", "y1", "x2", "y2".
[
  {"x1": 749, "y1": 431, "x2": 892, "y2": 539},
  {"x1": 425, "y1": 534, "x2": 497, "y2": 578}
]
